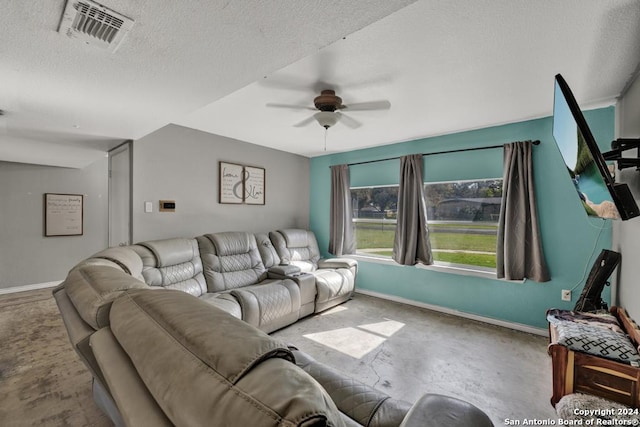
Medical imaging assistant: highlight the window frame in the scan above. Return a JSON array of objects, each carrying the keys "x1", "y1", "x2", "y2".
[{"x1": 350, "y1": 177, "x2": 503, "y2": 275}]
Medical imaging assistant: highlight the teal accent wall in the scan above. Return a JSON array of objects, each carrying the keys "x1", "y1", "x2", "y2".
[{"x1": 309, "y1": 108, "x2": 615, "y2": 329}]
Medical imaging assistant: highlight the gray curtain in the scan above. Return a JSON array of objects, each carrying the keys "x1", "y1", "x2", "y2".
[
  {"x1": 392, "y1": 154, "x2": 433, "y2": 265},
  {"x1": 328, "y1": 164, "x2": 355, "y2": 256},
  {"x1": 497, "y1": 141, "x2": 550, "y2": 282}
]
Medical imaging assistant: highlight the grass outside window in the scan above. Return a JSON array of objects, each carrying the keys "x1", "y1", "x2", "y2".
[{"x1": 354, "y1": 221, "x2": 498, "y2": 269}]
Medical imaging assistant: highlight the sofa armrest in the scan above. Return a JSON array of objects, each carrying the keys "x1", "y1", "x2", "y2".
[
  {"x1": 53, "y1": 286, "x2": 107, "y2": 387},
  {"x1": 267, "y1": 265, "x2": 301, "y2": 278},
  {"x1": 65, "y1": 266, "x2": 148, "y2": 330},
  {"x1": 91, "y1": 327, "x2": 173, "y2": 427},
  {"x1": 291, "y1": 349, "x2": 411, "y2": 426},
  {"x1": 318, "y1": 257, "x2": 358, "y2": 270},
  {"x1": 266, "y1": 268, "x2": 316, "y2": 317},
  {"x1": 399, "y1": 394, "x2": 494, "y2": 427}
]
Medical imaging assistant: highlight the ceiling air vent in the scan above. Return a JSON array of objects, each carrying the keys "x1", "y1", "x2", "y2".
[{"x1": 58, "y1": 0, "x2": 134, "y2": 53}]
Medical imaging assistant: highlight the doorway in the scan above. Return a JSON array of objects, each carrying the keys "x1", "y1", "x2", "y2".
[{"x1": 109, "y1": 141, "x2": 132, "y2": 247}]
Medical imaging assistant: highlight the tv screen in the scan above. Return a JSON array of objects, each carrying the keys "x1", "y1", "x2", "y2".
[{"x1": 552, "y1": 74, "x2": 639, "y2": 220}]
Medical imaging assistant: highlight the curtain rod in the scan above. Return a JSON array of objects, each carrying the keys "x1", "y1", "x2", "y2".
[{"x1": 332, "y1": 140, "x2": 541, "y2": 168}]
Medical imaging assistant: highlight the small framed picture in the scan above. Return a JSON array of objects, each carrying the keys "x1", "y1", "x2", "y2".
[
  {"x1": 44, "y1": 193, "x2": 84, "y2": 236},
  {"x1": 244, "y1": 166, "x2": 265, "y2": 205},
  {"x1": 219, "y1": 162, "x2": 244, "y2": 204}
]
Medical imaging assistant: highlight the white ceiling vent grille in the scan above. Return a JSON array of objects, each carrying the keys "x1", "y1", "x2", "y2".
[{"x1": 59, "y1": 0, "x2": 134, "y2": 53}]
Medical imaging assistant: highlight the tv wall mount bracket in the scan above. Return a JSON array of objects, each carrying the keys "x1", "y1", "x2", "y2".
[{"x1": 603, "y1": 138, "x2": 640, "y2": 170}]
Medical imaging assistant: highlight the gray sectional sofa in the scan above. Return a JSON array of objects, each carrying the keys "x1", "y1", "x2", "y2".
[{"x1": 54, "y1": 228, "x2": 493, "y2": 426}]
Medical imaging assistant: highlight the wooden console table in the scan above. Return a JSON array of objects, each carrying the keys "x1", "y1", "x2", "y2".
[{"x1": 548, "y1": 306, "x2": 640, "y2": 408}]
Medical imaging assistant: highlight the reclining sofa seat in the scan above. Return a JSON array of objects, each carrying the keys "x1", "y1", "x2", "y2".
[
  {"x1": 53, "y1": 246, "x2": 148, "y2": 378},
  {"x1": 52, "y1": 246, "x2": 152, "y2": 425},
  {"x1": 130, "y1": 237, "x2": 241, "y2": 318},
  {"x1": 91, "y1": 288, "x2": 345, "y2": 427},
  {"x1": 270, "y1": 229, "x2": 357, "y2": 313},
  {"x1": 196, "y1": 231, "x2": 301, "y2": 333}
]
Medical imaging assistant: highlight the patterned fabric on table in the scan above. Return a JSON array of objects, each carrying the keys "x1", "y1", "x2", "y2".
[
  {"x1": 546, "y1": 309, "x2": 624, "y2": 333},
  {"x1": 554, "y1": 320, "x2": 640, "y2": 366}
]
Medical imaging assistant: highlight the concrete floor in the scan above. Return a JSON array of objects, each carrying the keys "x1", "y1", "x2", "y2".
[
  {"x1": 273, "y1": 293, "x2": 558, "y2": 426},
  {"x1": 0, "y1": 288, "x2": 557, "y2": 425}
]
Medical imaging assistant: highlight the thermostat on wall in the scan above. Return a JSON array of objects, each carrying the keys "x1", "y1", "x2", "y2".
[{"x1": 159, "y1": 200, "x2": 176, "y2": 212}]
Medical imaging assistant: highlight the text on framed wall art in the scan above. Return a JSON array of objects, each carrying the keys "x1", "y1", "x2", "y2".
[
  {"x1": 44, "y1": 193, "x2": 84, "y2": 236},
  {"x1": 219, "y1": 162, "x2": 265, "y2": 205}
]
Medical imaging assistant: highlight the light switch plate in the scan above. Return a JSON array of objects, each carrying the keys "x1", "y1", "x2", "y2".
[{"x1": 144, "y1": 201, "x2": 153, "y2": 213}]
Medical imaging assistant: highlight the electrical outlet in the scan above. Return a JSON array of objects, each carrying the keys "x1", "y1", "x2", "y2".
[{"x1": 561, "y1": 289, "x2": 571, "y2": 301}]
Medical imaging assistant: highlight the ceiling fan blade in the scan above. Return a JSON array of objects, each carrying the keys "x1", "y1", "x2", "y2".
[
  {"x1": 293, "y1": 115, "x2": 317, "y2": 128},
  {"x1": 336, "y1": 112, "x2": 361, "y2": 129},
  {"x1": 266, "y1": 103, "x2": 316, "y2": 111},
  {"x1": 340, "y1": 100, "x2": 391, "y2": 112}
]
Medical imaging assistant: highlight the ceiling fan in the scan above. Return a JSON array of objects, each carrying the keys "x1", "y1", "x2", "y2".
[{"x1": 266, "y1": 89, "x2": 391, "y2": 129}]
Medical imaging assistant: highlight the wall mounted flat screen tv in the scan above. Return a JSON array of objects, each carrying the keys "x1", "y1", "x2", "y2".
[{"x1": 552, "y1": 73, "x2": 639, "y2": 220}]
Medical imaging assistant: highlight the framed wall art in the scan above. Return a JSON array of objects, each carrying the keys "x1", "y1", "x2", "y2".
[
  {"x1": 219, "y1": 161, "x2": 244, "y2": 204},
  {"x1": 244, "y1": 165, "x2": 265, "y2": 205},
  {"x1": 44, "y1": 193, "x2": 84, "y2": 236}
]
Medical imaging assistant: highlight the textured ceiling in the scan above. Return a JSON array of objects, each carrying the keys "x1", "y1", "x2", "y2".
[
  {"x1": 1, "y1": 0, "x2": 639, "y2": 167},
  {"x1": 0, "y1": 0, "x2": 415, "y2": 167},
  {"x1": 178, "y1": 0, "x2": 640, "y2": 157}
]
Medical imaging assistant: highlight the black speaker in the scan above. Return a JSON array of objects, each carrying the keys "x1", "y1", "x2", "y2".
[{"x1": 574, "y1": 249, "x2": 621, "y2": 312}]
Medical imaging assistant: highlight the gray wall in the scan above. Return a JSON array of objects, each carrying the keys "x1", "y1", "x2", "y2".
[
  {"x1": 132, "y1": 125, "x2": 310, "y2": 242},
  {"x1": 615, "y1": 72, "x2": 640, "y2": 320},
  {"x1": 0, "y1": 159, "x2": 108, "y2": 289}
]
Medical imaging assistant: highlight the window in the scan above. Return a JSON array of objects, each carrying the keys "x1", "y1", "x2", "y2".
[
  {"x1": 351, "y1": 178, "x2": 503, "y2": 271},
  {"x1": 352, "y1": 186, "x2": 398, "y2": 258},
  {"x1": 424, "y1": 179, "x2": 502, "y2": 270}
]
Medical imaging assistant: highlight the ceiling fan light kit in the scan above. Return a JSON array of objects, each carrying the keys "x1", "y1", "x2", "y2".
[{"x1": 314, "y1": 111, "x2": 339, "y2": 129}]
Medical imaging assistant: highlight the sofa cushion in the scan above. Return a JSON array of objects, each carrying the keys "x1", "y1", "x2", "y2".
[
  {"x1": 72, "y1": 247, "x2": 144, "y2": 281},
  {"x1": 270, "y1": 229, "x2": 321, "y2": 271},
  {"x1": 231, "y1": 280, "x2": 301, "y2": 333},
  {"x1": 210, "y1": 231, "x2": 255, "y2": 257},
  {"x1": 314, "y1": 269, "x2": 355, "y2": 311},
  {"x1": 110, "y1": 289, "x2": 344, "y2": 426},
  {"x1": 65, "y1": 265, "x2": 147, "y2": 330},
  {"x1": 87, "y1": 247, "x2": 144, "y2": 280},
  {"x1": 131, "y1": 238, "x2": 207, "y2": 297},
  {"x1": 255, "y1": 232, "x2": 281, "y2": 268},
  {"x1": 281, "y1": 228, "x2": 314, "y2": 248},
  {"x1": 139, "y1": 238, "x2": 199, "y2": 267},
  {"x1": 554, "y1": 320, "x2": 640, "y2": 365},
  {"x1": 197, "y1": 232, "x2": 267, "y2": 292},
  {"x1": 73, "y1": 257, "x2": 131, "y2": 275},
  {"x1": 198, "y1": 292, "x2": 242, "y2": 319}
]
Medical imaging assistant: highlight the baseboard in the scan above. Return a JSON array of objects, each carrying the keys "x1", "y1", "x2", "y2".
[
  {"x1": 355, "y1": 289, "x2": 547, "y2": 336},
  {"x1": 0, "y1": 281, "x2": 62, "y2": 295}
]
